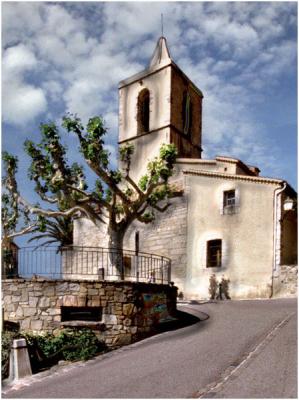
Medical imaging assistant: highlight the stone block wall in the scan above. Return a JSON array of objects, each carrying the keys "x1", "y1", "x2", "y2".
[
  {"x1": 124, "y1": 194, "x2": 188, "y2": 291},
  {"x1": 170, "y1": 66, "x2": 202, "y2": 158},
  {"x1": 2, "y1": 279, "x2": 177, "y2": 348},
  {"x1": 274, "y1": 265, "x2": 298, "y2": 298}
]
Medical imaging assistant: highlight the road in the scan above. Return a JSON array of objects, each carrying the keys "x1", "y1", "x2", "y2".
[{"x1": 2, "y1": 298, "x2": 297, "y2": 398}]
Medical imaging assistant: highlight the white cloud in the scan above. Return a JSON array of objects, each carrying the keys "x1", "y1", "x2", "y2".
[
  {"x1": 3, "y1": 81, "x2": 47, "y2": 126},
  {"x1": 1, "y1": 2, "x2": 297, "y2": 185},
  {"x1": 3, "y1": 44, "x2": 37, "y2": 73},
  {"x1": 2, "y1": 44, "x2": 47, "y2": 125}
]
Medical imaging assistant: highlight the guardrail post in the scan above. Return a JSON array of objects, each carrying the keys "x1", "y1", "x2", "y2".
[
  {"x1": 168, "y1": 260, "x2": 171, "y2": 284},
  {"x1": 136, "y1": 255, "x2": 139, "y2": 282},
  {"x1": 9, "y1": 338, "x2": 32, "y2": 381}
]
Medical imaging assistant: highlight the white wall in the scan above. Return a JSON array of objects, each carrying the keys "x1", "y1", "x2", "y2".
[{"x1": 184, "y1": 174, "x2": 278, "y2": 299}]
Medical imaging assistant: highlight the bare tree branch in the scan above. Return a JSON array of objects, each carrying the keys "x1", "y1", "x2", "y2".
[{"x1": 4, "y1": 224, "x2": 38, "y2": 240}]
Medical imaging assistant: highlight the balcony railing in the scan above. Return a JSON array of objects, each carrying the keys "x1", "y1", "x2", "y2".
[{"x1": 1, "y1": 246, "x2": 172, "y2": 284}]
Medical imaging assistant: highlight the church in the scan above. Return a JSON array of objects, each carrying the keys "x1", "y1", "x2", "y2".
[{"x1": 74, "y1": 37, "x2": 297, "y2": 300}]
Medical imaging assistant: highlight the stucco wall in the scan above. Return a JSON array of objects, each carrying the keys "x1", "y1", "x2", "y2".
[
  {"x1": 2, "y1": 279, "x2": 177, "y2": 348},
  {"x1": 119, "y1": 66, "x2": 171, "y2": 142},
  {"x1": 119, "y1": 128, "x2": 170, "y2": 183},
  {"x1": 184, "y1": 174, "x2": 277, "y2": 299}
]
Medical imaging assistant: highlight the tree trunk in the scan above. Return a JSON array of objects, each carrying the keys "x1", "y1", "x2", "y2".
[{"x1": 108, "y1": 227, "x2": 125, "y2": 280}]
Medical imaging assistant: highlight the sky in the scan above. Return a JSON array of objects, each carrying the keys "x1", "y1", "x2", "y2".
[{"x1": 2, "y1": 1, "x2": 298, "y2": 245}]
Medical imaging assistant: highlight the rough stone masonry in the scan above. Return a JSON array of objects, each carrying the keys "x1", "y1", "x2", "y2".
[{"x1": 2, "y1": 278, "x2": 177, "y2": 348}]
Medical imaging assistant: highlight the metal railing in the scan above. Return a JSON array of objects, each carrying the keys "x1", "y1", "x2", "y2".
[{"x1": 1, "y1": 246, "x2": 172, "y2": 284}]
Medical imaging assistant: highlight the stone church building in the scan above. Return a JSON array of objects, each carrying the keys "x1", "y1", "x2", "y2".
[{"x1": 74, "y1": 37, "x2": 297, "y2": 299}]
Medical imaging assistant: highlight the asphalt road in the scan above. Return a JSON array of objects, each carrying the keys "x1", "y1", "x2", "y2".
[{"x1": 2, "y1": 298, "x2": 297, "y2": 398}]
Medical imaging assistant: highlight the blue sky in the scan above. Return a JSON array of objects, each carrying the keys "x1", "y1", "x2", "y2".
[{"x1": 2, "y1": 2, "x2": 297, "y2": 245}]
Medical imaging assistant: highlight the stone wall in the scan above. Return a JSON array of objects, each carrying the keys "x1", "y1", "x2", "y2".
[
  {"x1": 274, "y1": 265, "x2": 298, "y2": 298},
  {"x1": 170, "y1": 66, "x2": 202, "y2": 158},
  {"x1": 124, "y1": 193, "x2": 188, "y2": 291},
  {"x1": 2, "y1": 279, "x2": 177, "y2": 348}
]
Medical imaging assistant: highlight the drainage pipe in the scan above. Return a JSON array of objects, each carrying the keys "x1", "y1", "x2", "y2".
[{"x1": 270, "y1": 181, "x2": 287, "y2": 298}]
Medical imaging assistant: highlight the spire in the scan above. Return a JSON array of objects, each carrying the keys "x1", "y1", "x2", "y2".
[{"x1": 149, "y1": 37, "x2": 172, "y2": 68}]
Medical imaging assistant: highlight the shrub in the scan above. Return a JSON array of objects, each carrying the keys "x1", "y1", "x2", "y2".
[
  {"x1": 209, "y1": 274, "x2": 218, "y2": 300},
  {"x1": 221, "y1": 277, "x2": 231, "y2": 300},
  {"x1": 22, "y1": 328, "x2": 107, "y2": 363}
]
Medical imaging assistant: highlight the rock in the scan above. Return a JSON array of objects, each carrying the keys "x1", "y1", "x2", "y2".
[
  {"x1": 69, "y1": 283, "x2": 80, "y2": 292},
  {"x1": 28, "y1": 297, "x2": 38, "y2": 307},
  {"x1": 21, "y1": 318, "x2": 31, "y2": 330},
  {"x1": 123, "y1": 318, "x2": 132, "y2": 326},
  {"x1": 113, "y1": 334, "x2": 132, "y2": 346},
  {"x1": 63, "y1": 295, "x2": 78, "y2": 306},
  {"x1": 23, "y1": 307, "x2": 37, "y2": 317},
  {"x1": 102, "y1": 314, "x2": 117, "y2": 325},
  {"x1": 44, "y1": 286, "x2": 55, "y2": 296},
  {"x1": 123, "y1": 303, "x2": 135, "y2": 316},
  {"x1": 16, "y1": 306, "x2": 24, "y2": 317},
  {"x1": 48, "y1": 308, "x2": 61, "y2": 316},
  {"x1": 56, "y1": 282, "x2": 69, "y2": 293},
  {"x1": 39, "y1": 297, "x2": 51, "y2": 308},
  {"x1": 21, "y1": 290, "x2": 29, "y2": 302},
  {"x1": 88, "y1": 289, "x2": 98, "y2": 295},
  {"x1": 3, "y1": 295, "x2": 12, "y2": 304},
  {"x1": 77, "y1": 296, "x2": 87, "y2": 307},
  {"x1": 31, "y1": 320, "x2": 43, "y2": 330}
]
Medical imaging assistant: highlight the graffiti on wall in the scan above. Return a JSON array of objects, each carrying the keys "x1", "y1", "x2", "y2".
[{"x1": 142, "y1": 293, "x2": 169, "y2": 324}]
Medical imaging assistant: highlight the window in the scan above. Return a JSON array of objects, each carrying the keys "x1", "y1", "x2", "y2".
[
  {"x1": 137, "y1": 89, "x2": 150, "y2": 134},
  {"x1": 207, "y1": 239, "x2": 222, "y2": 268},
  {"x1": 182, "y1": 91, "x2": 192, "y2": 135},
  {"x1": 223, "y1": 190, "x2": 236, "y2": 214},
  {"x1": 61, "y1": 306, "x2": 102, "y2": 322}
]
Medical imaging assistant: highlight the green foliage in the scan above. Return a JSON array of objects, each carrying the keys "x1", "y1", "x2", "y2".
[
  {"x1": 159, "y1": 143, "x2": 178, "y2": 165},
  {"x1": 63, "y1": 114, "x2": 109, "y2": 169},
  {"x1": 2, "y1": 152, "x2": 18, "y2": 173},
  {"x1": 119, "y1": 143, "x2": 134, "y2": 175},
  {"x1": 138, "y1": 175, "x2": 149, "y2": 191},
  {"x1": 148, "y1": 185, "x2": 171, "y2": 206},
  {"x1": 2, "y1": 152, "x2": 33, "y2": 238},
  {"x1": 28, "y1": 216, "x2": 73, "y2": 248},
  {"x1": 147, "y1": 144, "x2": 178, "y2": 184},
  {"x1": 140, "y1": 210, "x2": 155, "y2": 222},
  {"x1": 2, "y1": 114, "x2": 179, "y2": 253},
  {"x1": 109, "y1": 170, "x2": 122, "y2": 184},
  {"x1": 119, "y1": 143, "x2": 134, "y2": 162},
  {"x1": 22, "y1": 328, "x2": 107, "y2": 362},
  {"x1": 105, "y1": 188, "x2": 112, "y2": 203}
]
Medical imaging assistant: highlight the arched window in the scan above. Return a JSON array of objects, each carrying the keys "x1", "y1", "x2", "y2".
[
  {"x1": 182, "y1": 90, "x2": 192, "y2": 135},
  {"x1": 137, "y1": 89, "x2": 150, "y2": 134}
]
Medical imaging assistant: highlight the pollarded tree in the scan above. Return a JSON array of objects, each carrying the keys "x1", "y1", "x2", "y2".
[
  {"x1": 2, "y1": 115, "x2": 179, "y2": 267},
  {"x1": 2, "y1": 152, "x2": 42, "y2": 245}
]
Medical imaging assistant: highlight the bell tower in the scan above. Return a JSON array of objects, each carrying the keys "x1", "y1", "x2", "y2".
[{"x1": 118, "y1": 37, "x2": 203, "y2": 180}]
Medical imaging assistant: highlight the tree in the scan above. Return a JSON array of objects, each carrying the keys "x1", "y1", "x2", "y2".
[
  {"x1": 27, "y1": 216, "x2": 73, "y2": 249},
  {"x1": 2, "y1": 152, "x2": 40, "y2": 244},
  {"x1": 2, "y1": 115, "x2": 179, "y2": 272}
]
